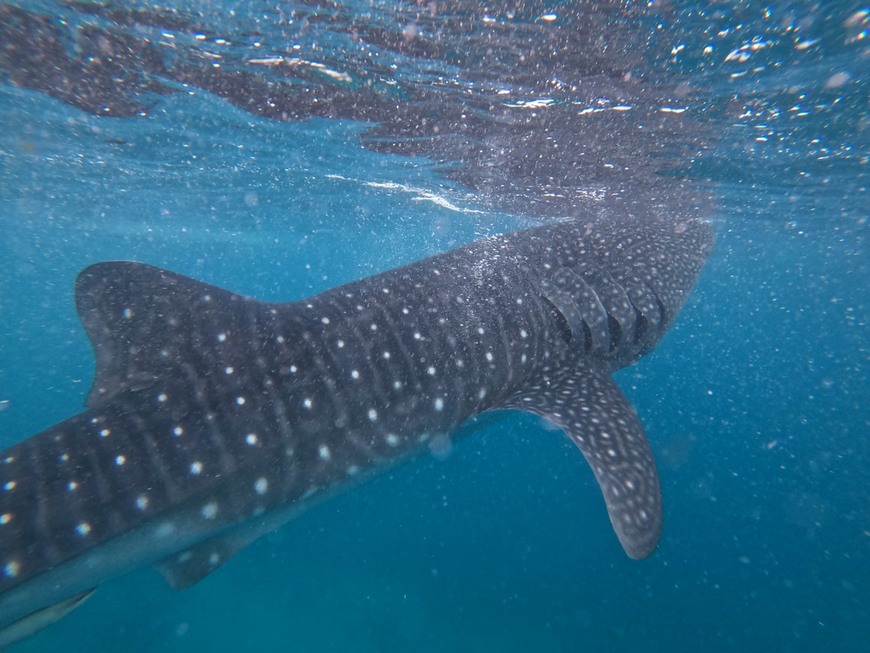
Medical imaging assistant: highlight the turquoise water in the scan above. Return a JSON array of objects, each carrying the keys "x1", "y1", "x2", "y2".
[{"x1": 1, "y1": 1, "x2": 867, "y2": 651}]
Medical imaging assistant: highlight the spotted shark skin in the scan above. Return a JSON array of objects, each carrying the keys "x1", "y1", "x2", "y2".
[{"x1": 0, "y1": 216, "x2": 713, "y2": 644}]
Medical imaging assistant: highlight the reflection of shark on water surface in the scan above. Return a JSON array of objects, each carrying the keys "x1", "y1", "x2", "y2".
[{"x1": 0, "y1": 216, "x2": 713, "y2": 646}]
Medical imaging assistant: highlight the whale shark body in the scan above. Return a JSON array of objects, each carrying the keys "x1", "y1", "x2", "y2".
[{"x1": 0, "y1": 216, "x2": 713, "y2": 645}]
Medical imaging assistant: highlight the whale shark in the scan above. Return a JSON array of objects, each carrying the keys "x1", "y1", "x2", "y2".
[{"x1": 0, "y1": 216, "x2": 713, "y2": 646}]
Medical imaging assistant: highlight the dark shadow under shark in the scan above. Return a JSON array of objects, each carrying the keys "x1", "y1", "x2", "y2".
[{"x1": 0, "y1": 216, "x2": 713, "y2": 646}]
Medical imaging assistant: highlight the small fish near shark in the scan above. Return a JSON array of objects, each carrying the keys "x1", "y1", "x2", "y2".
[{"x1": 0, "y1": 216, "x2": 713, "y2": 646}]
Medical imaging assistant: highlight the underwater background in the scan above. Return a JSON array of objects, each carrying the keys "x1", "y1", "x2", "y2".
[{"x1": 0, "y1": 1, "x2": 867, "y2": 651}]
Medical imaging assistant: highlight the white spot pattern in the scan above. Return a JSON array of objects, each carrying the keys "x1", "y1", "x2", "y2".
[{"x1": 4, "y1": 560, "x2": 20, "y2": 578}]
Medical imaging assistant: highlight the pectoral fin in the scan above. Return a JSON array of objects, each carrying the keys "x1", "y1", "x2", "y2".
[
  {"x1": 500, "y1": 365, "x2": 662, "y2": 559},
  {"x1": 0, "y1": 589, "x2": 95, "y2": 649}
]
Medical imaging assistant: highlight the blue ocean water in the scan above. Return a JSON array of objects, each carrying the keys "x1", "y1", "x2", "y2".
[{"x1": 0, "y1": 1, "x2": 867, "y2": 651}]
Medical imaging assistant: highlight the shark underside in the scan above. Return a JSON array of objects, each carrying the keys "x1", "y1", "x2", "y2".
[{"x1": 0, "y1": 216, "x2": 713, "y2": 646}]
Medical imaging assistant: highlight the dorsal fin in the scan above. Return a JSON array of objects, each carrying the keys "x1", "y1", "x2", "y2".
[{"x1": 74, "y1": 262, "x2": 257, "y2": 408}]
